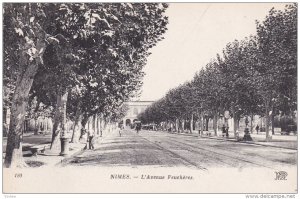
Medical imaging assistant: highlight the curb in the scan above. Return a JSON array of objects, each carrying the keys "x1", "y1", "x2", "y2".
[
  {"x1": 154, "y1": 130, "x2": 199, "y2": 138},
  {"x1": 201, "y1": 135, "x2": 297, "y2": 150},
  {"x1": 170, "y1": 132, "x2": 199, "y2": 137},
  {"x1": 24, "y1": 142, "x2": 87, "y2": 167},
  {"x1": 162, "y1": 130, "x2": 297, "y2": 150},
  {"x1": 56, "y1": 143, "x2": 87, "y2": 166}
]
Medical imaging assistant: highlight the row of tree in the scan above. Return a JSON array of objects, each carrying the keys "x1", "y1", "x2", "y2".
[
  {"x1": 4, "y1": 3, "x2": 169, "y2": 167},
  {"x1": 138, "y1": 4, "x2": 297, "y2": 139}
]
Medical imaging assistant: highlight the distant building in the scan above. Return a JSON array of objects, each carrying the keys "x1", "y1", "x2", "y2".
[{"x1": 122, "y1": 101, "x2": 153, "y2": 127}]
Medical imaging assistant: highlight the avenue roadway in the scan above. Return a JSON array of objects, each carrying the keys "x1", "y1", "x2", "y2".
[{"x1": 60, "y1": 129, "x2": 297, "y2": 170}]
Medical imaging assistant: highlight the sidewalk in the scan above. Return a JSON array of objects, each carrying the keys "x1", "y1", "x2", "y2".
[
  {"x1": 59, "y1": 129, "x2": 121, "y2": 166},
  {"x1": 57, "y1": 129, "x2": 118, "y2": 166},
  {"x1": 24, "y1": 142, "x2": 87, "y2": 168},
  {"x1": 3, "y1": 133, "x2": 87, "y2": 168},
  {"x1": 162, "y1": 130, "x2": 297, "y2": 150}
]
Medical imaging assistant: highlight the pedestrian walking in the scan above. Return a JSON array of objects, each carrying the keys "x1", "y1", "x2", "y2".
[
  {"x1": 87, "y1": 129, "x2": 95, "y2": 150},
  {"x1": 256, "y1": 125, "x2": 259, "y2": 134},
  {"x1": 117, "y1": 125, "x2": 122, "y2": 137},
  {"x1": 222, "y1": 124, "x2": 226, "y2": 137},
  {"x1": 136, "y1": 122, "x2": 141, "y2": 134},
  {"x1": 226, "y1": 126, "x2": 229, "y2": 138}
]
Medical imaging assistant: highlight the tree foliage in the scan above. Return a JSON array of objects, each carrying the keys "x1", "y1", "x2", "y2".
[
  {"x1": 3, "y1": 3, "x2": 169, "y2": 167},
  {"x1": 138, "y1": 4, "x2": 297, "y2": 139}
]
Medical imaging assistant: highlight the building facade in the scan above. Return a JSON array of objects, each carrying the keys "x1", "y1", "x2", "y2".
[{"x1": 122, "y1": 101, "x2": 153, "y2": 127}]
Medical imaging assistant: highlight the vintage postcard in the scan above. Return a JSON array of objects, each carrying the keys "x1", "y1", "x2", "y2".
[{"x1": 2, "y1": 2, "x2": 297, "y2": 196}]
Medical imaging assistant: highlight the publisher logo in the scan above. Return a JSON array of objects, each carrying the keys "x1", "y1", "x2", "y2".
[{"x1": 275, "y1": 171, "x2": 288, "y2": 180}]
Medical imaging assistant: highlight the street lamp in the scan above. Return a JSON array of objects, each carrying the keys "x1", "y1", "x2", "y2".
[{"x1": 243, "y1": 116, "x2": 253, "y2": 141}]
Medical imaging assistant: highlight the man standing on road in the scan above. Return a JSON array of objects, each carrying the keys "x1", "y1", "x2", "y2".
[{"x1": 256, "y1": 125, "x2": 260, "y2": 134}]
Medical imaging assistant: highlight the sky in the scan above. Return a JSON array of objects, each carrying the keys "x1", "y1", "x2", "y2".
[{"x1": 138, "y1": 3, "x2": 288, "y2": 101}]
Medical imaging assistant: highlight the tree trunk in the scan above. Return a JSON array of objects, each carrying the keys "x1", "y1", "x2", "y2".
[
  {"x1": 34, "y1": 118, "x2": 39, "y2": 135},
  {"x1": 205, "y1": 117, "x2": 209, "y2": 131},
  {"x1": 190, "y1": 113, "x2": 193, "y2": 134},
  {"x1": 175, "y1": 118, "x2": 179, "y2": 133},
  {"x1": 271, "y1": 106, "x2": 275, "y2": 135},
  {"x1": 42, "y1": 118, "x2": 46, "y2": 133},
  {"x1": 92, "y1": 115, "x2": 96, "y2": 136},
  {"x1": 233, "y1": 111, "x2": 239, "y2": 138},
  {"x1": 60, "y1": 90, "x2": 68, "y2": 139},
  {"x1": 71, "y1": 104, "x2": 81, "y2": 143},
  {"x1": 44, "y1": 118, "x2": 48, "y2": 133},
  {"x1": 4, "y1": 61, "x2": 39, "y2": 168},
  {"x1": 91, "y1": 117, "x2": 95, "y2": 132},
  {"x1": 87, "y1": 117, "x2": 91, "y2": 132},
  {"x1": 213, "y1": 112, "x2": 218, "y2": 136},
  {"x1": 103, "y1": 119, "x2": 107, "y2": 135},
  {"x1": 107, "y1": 118, "x2": 111, "y2": 134},
  {"x1": 3, "y1": 108, "x2": 7, "y2": 129},
  {"x1": 50, "y1": 92, "x2": 62, "y2": 150},
  {"x1": 99, "y1": 115, "x2": 102, "y2": 137},
  {"x1": 79, "y1": 116, "x2": 89, "y2": 141},
  {"x1": 200, "y1": 112, "x2": 204, "y2": 136},
  {"x1": 179, "y1": 119, "x2": 182, "y2": 133},
  {"x1": 50, "y1": 88, "x2": 68, "y2": 150},
  {"x1": 3, "y1": 108, "x2": 10, "y2": 137},
  {"x1": 95, "y1": 115, "x2": 99, "y2": 136},
  {"x1": 250, "y1": 113, "x2": 254, "y2": 134},
  {"x1": 23, "y1": 119, "x2": 27, "y2": 134},
  {"x1": 265, "y1": 100, "x2": 271, "y2": 140},
  {"x1": 81, "y1": 116, "x2": 88, "y2": 129},
  {"x1": 237, "y1": 118, "x2": 240, "y2": 134}
]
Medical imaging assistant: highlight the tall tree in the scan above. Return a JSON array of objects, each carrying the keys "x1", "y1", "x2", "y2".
[
  {"x1": 4, "y1": 3, "x2": 169, "y2": 167},
  {"x1": 3, "y1": 3, "x2": 57, "y2": 167},
  {"x1": 255, "y1": 4, "x2": 297, "y2": 139}
]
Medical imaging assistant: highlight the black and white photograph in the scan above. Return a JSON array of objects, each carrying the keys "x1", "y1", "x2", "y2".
[{"x1": 2, "y1": 2, "x2": 298, "y2": 196}]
